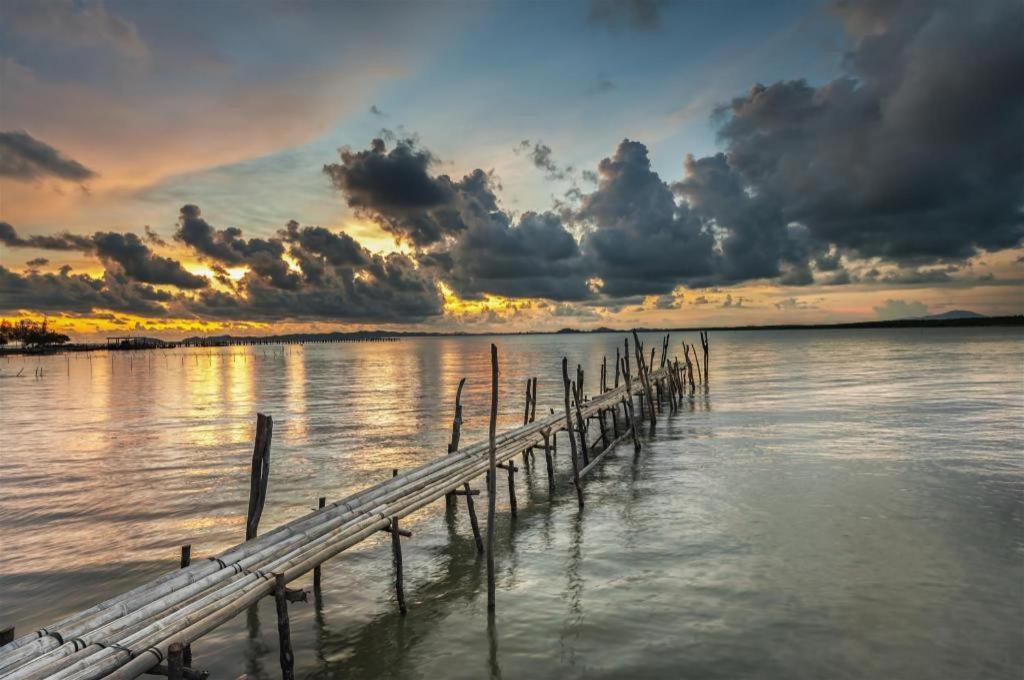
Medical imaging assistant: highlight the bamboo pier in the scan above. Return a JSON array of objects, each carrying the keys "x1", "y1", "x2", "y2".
[{"x1": 0, "y1": 331, "x2": 710, "y2": 680}]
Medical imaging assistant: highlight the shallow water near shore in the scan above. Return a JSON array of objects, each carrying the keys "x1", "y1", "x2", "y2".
[{"x1": 1, "y1": 328, "x2": 1022, "y2": 679}]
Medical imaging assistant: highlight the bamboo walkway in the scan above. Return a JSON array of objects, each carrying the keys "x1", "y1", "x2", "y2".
[{"x1": 0, "y1": 331, "x2": 709, "y2": 680}]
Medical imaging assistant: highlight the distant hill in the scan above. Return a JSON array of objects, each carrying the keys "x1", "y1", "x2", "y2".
[{"x1": 925, "y1": 310, "x2": 986, "y2": 320}]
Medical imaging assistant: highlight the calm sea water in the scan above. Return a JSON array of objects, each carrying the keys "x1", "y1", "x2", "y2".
[{"x1": 1, "y1": 329, "x2": 1022, "y2": 679}]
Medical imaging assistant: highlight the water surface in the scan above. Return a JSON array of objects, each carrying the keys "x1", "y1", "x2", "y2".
[{"x1": 1, "y1": 329, "x2": 1021, "y2": 678}]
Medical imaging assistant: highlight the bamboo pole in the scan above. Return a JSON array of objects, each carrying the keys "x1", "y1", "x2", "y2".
[
  {"x1": 486, "y1": 344, "x2": 498, "y2": 612},
  {"x1": 700, "y1": 330, "x2": 709, "y2": 383}
]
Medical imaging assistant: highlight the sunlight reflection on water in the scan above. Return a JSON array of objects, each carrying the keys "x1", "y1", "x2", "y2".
[{"x1": 0, "y1": 328, "x2": 1021, "y2": 679}]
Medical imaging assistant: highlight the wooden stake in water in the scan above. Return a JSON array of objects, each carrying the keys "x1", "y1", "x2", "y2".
[
  {"x1": 273, "y1": 573, "x2": 295, "y2": 680},
  {"x1": 246, "y1": 414, "x2": 273, "y2": 541},
  {"x1": 486, "y1": 344, "x2": 499, "y2": 611},
  {"x1": 562, "y1": 357, "x2": 585, "y2": 509},
  {"x1": 313, "y1": 496, "x2": 325, "y2": 593}
]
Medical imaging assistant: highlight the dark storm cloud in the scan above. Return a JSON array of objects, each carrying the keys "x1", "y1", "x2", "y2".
[
  {"x1": 91, "y1": 231, "x2": 208, "y2": 290},
  {"x1": 0, "y1": 221, "x2": 95, "y2": 251},
  {"x1": 0, "y1": 130, "x2": 96, "y2": 182},
  {"x1": 577, "y1": 139, "x2": 717, "y2": 296},
  {"x1": 174, "y1": 204, "x2": 298, "y2": 289},
  {"x1": 26, "y1": 257, "x2": 49, "y2": 268},
  {"x1": 708, "y1": 0, "x2": 1024, "y2": 263},
  {"x1": 430, "y1": 211, "x2": 592, "y2": 301},
  {"x1": 323, "y1": 138, "x2": 478, "y2": 247},
  {"x1": 0, "y1": 266, "x2": 171, "y2": 316},
  {"x1": 1, "y1": 221, "x2": 207, "y2": 289},
  {"x1": 328, "y1": 137, "x2": 594, "y2": 301},
  {"x1": 187, "y1": 250, "x2": 442, "y2": 323},
  {"x1": 171, "y1": 206, "x2": 444, "y2": 322}
]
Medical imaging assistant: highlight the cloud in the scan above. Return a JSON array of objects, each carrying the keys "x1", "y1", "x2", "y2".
[
  {"x1": 577, "y1": 139, "x2": 717, "y2": 296},
  {"x1": 324, "y1": 137, "x2": 487, "y2": 247},
  {"x1": 91, "y1": 231, "x2": 209, "y2": 289},
  {"x1": 588, "y1": 0, "x2": 665, "y2": 30},
  {"x1": 25, "y1": 257, "x2": 49, "y2": 268},
  {"x1": 369, "y1": 104, "x2": 387, "y2": 117},
  {"x1": 0, "y1": 221, "x2": 94, "y2": 251},
  {"x1": 0, "y1": 130, "x2": 96, "y2": 182},
  {"x1": 427, "y1": 210, "x2": 592, "y2": 301},
  {"x1": 515, "y1": 140, "x2": 572, "y2": 181},
  {"x1": 706, "y1": 0, "x2": 1024, "y2": 263},
  {"x1": 328, "y1": 137, "x2": 593, "y2": 301},
  {"x1": 873, "y1": 298, "x2": 928, "y2": 320},
  {"x1": 0, "y1": 265, "x2": 171, "y2": 316}
]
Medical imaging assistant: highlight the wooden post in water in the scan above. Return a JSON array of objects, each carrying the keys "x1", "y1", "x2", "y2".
[
  {"x1": 542, "y1": 428, "x2": 554, "y2": 490},
  {"x1": 700, "y1": 331, "x2": 709, "y2": 383},
  {"x1": 486, "y1": 344, "x2": 499, "y2": 611},
  {"x1": 273, "y1": 573, "x2": 295, "y2": 680},
  {"x1": 390, "y1": 469, "x2": 408, "y2": 616},
  {"x1": 445, "y1": 378, "x2": 467, "y2": 509},
  {"x1": 246, "y1": 413, "x2": 273, "y2": 541},
  {"x1": 521, "y1": 378, "x2": 532, "y2": 469},
  {"x1": 632, "y1": 331, "x2": 657, "y2": 427},
  {"x1": 561, "y1": 357, "x2": 585, "y2": 508},
  {"x1": 446, "y1": 378, "x2": 483, "y2": 553},
  {"x1": 313, "y1": 496, "x2": 325, "y2": 593},
  {"x1": 180, "y1": 545, "x2": 192, "y2": 667},
  {"x1": 167, "y1": 642, "x2": 184, "y2": 680},
  {"x1": 0, "y1": 626, "x2": 14, "y2": 646},
  {"x1": 620, "y1": 355, "x2": 641, "y2": 453},
  {"x1": 573, "y1": 370, "x2": 590, "y2": 466}
]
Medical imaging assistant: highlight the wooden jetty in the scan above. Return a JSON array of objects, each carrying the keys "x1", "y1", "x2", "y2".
[{"x1": 0, "y1": 331, "x2": 709, "y2": 680}]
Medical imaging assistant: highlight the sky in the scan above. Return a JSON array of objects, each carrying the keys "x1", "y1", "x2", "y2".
[{"x1": 1, "y1": 0, "x2": 1022, "y2": 339}]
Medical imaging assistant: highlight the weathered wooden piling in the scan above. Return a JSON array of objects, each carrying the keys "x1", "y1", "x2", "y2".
[
  {"x1": 700, "y1": 330, "x2": 709, "y2": 382},
  {"x1": 561, "y1": 357, "x2": 585, "y2": 508},
  {"x1": 313, "y1": 497, "x2": 325, "y2": 593},
  {"x1": 273, "y1": 573, "x2": 295, "y2": 680},
  {"x1": 245, "y1": 414, "x2": 273, "y2": 540},
  {"x1": 486, "y1": 344, "x2": 499, "y2": 611}
]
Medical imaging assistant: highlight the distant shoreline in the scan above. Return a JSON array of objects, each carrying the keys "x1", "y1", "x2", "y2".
[{"x1": 1, "y1": 315, "x2": 1020, "y2": 357}]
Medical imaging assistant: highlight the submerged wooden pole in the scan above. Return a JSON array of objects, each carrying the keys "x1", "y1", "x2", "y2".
[
  {"x1": 486, "y1": 344, "x2": 499, "y2": 611},
  {"x1": 273, "y1": 573, "x2": 295, "y2": 680},
  {"x1": 573, "y1": 369, "x2": 590, "y2": 465},
  {"x1": 562, "y1": 357, "x2": 585, "y2": 508},
  {"x1": 390, "y1": 516, "x2": 407, "y2": 615},
  {"x1": 313, "y1": 496, "x2": 325, "y2": 593},
  {"x1": 246, "y1": 413, "x2": 273, "y2": 541},
  {"x1": 542, "y1": 429, "x2": 554, "y2": 490}
]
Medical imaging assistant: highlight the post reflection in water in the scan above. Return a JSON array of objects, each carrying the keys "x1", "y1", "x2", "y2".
[{"x1": 0, "y1": 330, "x2": 1021, "y2": 679}]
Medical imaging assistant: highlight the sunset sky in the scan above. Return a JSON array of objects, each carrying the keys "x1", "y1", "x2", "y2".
[{"x1": 1, "y1": 0, "x2": 1021, "y2": 339}]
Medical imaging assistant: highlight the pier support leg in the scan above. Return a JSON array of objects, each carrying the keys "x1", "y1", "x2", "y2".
[
  {"x1": 167, "y1": 642, "x2": 184, "y2": 680},
  {"x1": 486, "y1": 344, "x2": 499, "y2": 611},
  {"x1": 274, "y1": 573, "x2": 295, "y2": 680},
  {"x1": 562, "y1": 358, "x2": 585, "y2": 509},
  {"x1": 313, "y1": 496, "x2": 325, "y2": 595},
  {"x1": 543, "y1": 431, "x2": 554, "y2": 490},
  {"x1": 179, "y1": 545, "x2": 192, "y2": 667},
  {"x1": 391, "y1": 515, "x2": 407, "y2": 615},
  {"x1": 463, "y1": 482, "x2": 484, "y2": 553}
]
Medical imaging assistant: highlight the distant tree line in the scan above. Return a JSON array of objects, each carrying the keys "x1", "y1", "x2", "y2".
[{"x1": 0, "y1": 319, "x2": 70, "y2": 347}]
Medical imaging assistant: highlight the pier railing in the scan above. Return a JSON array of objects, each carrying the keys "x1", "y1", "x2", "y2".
[{"x1": 0, "y1": 331, "x2": 709, "y2": 680}]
